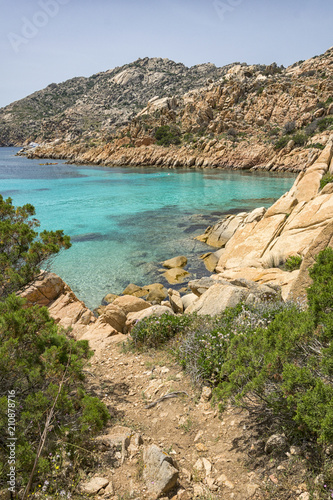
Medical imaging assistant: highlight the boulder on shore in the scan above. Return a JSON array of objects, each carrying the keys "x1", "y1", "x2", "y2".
[
  {"x1": 163, "y1": 267, "x2": 190, "y2": 284},
  {"x1": 162, "y1": 255, "x2": 188, "y2": 268}
]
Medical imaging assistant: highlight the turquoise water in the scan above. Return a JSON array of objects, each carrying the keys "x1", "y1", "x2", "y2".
[{"x1": 0, "y1": 147, "x2": 295, "y2": 309}]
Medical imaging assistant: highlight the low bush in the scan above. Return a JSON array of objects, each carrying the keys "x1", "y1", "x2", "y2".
[
  {"x1": 317, "y1": 116, "x2": 333, "y2": 132},
  {"x1": 155, "y1": 125, "x2": 181, "y2": 146},
  {"x1": 292, "y1": 132, "x2": 307, "y2": 147},
  {"x1": 130, "y1": 313, "x2": 191, "y2": 349},
  {"x1": 274, "y1": 135, "x2": 290, "y2": 150},
  {"x1": 320, "y1": 173, "x2": 333, "y2": 190},
  {"x1": 283, "y1": 121, "x2": 296, "y2": 134},
  {"x1": 0, "y1": 295, "x2": 110, "y2": 494},
  {"x1": 175, "y1": 302, "x2": 289, "y2": 385},
  {"x1": 305, "y1": 142, "x2": 325, "y2": 149},
  {"x1": 216, "y1": 248, "x2": 333, "y2": 446},
  {"x1": 285, "y1": 255, "x2": 303, "y2": 271}
]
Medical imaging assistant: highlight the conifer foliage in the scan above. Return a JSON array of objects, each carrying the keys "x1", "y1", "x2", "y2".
[{"x1": 0, "y1": 197, "x2": 109, "y2": 497}]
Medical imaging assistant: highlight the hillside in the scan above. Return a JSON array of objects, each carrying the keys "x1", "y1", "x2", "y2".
[
  {"x1": 0, "y1": 57, "x2": 234, "y2": 146},
  {"x1": 3, "y1": 47, "x2": 333, "y2": 172}
]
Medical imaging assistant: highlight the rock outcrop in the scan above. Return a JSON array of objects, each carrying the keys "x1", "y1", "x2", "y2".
[{"x1": 211, "y1": 136, "x2": 333, "y2": 300}]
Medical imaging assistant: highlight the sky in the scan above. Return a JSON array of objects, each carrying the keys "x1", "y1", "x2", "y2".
[{"x1": 0, "y1": 0, "x2": 332, "y2": 108}]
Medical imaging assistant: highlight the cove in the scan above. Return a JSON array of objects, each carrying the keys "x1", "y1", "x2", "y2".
[{"x1": 0, "y1": 147, "x2": 295, "y2": 309}]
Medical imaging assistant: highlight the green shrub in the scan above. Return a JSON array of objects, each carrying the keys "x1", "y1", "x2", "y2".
[
  {"x1": 130, "y1": 313, "x2": 191, "y2": 349},
  {"x1": 305, "y1": 142, "x2": 325, "y2": 150},
  {"x1": 175, "y1": 304, "x2": 291, "y2": 385},
  {"x1": 285, "y1": 255, "x2": 303, "y2": 271},
  {"x1": 268, "y1": 127, "x2": 280, "y2": 137},
  {"x1": 0, "y1": 295, "x2": 110, "y2": 493},
  {"x1": 215, "y1": 248, "x2": 333, "y2": 445},
  {"x1": 320, "y1": 173, "x2": 333, "y2": 190},
  {"x1": 317, "y1": 116, "x2": 333, "y2": 132},
  {"x1": 0, "y1": 198, "x2": 109, "y2": 495},
  {"x1": 291, "y1": 132, "x2": 307, "y2": 147},
  {"x1": 155, "y1": 125, "x2": 181, "y2": 146},
  {"x1": 274, "y1": 135, "x2": 290, "y2": 150}
]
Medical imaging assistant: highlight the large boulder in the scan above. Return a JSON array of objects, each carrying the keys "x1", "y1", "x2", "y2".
[
  {"x1": 98, "y1": 304, "x2": 127, "y2": 333},
  {"x1": 213, "y1": 267, "x2": 297, "y2": 301},
  {"x1": 112, "y1": 295, "x2": 151, "y2": 315},
  {"x1": 143, "y1": 444, "x2": 179, "y2": 497},
  {"x1": 21, "y1": 272, "x2": 66, "y2": 305},
  {"x1": 185, "y1": 283, "x2": 249, "y2": 316},
  {"x1": 216, "y1": 139, "x2": 333, "y2": 280},
  {"x1": 196, "y1": 208, "x2": 266, "y2": 248},
  {"x1": 22, "y1": 272, "x2": 96, "y2": 339}
]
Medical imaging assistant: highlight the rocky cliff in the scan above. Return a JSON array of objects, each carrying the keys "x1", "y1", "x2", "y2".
[{"x1": 14, "y1": 47, "x2": 333, "y2": 172}]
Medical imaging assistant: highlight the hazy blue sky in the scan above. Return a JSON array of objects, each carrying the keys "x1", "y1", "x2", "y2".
[{"x1": 0, "y1": 0, "x2": 332, "y2": 108}]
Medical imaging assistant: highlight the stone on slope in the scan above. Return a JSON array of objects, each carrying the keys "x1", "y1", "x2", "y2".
[
  {"x1": 168, "y1": 289, "x2": 183, "y2": 313},
  {"x1": 181, "y1": 293, "x2": 198, "y2": 311},
  {"x1": 21, "y1": 272, "x2": 96, "y2": 338},
  {"x1": 79, "y1": 477, "x2": 109, "y2": 496},
  {"x1": 143, "y1": 444, "x2": 179, "y2": 497},
  {"x1": 97, "y1": 304, "x2": 127, "y2": 333},
  {"x1": 188, "y1": 277, "x2": 222, "y2": 297},
  {"x1": 122, "y1": 283, "x2": 144, "y2": 295},
  {"x1": 96, "y1": 426, "x2": 132, "y2": 451}
]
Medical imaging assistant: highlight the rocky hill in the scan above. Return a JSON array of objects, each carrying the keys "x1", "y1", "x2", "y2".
[
  {"x1": 0, "y1": 57, "x2": 237, "y2": 146},
  {"x1": 4, "y1": 47, "x2": 333, "y2": 172}
]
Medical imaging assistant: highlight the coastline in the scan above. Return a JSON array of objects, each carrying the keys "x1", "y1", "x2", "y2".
[
  {"x1": 17, "y1": 133, "x2": 330, "y2": 173},
  {"x1": 21, "y1": 135, "x2": 333, "y2": 339}
]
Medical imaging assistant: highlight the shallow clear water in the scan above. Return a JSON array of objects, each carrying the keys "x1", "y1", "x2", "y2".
[{"x1": 0, "y1": 147, "x2": 295, "y2": 309}]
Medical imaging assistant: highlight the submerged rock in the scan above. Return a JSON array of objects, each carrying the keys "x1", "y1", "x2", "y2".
[
  {"x1": 162, "y1": 255, "x2": 188, "y2": 269},
  {"x1": 163, "y1": 267, "x2": 190, "y2": 284}
]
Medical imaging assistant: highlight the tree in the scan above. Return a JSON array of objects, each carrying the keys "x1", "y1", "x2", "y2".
[
  {"x1": 0, "y1": 197, "x2": 109, "y2": 496},
  {"x1": 0, "y1": 195, "x2": 71, "y2": 298}
]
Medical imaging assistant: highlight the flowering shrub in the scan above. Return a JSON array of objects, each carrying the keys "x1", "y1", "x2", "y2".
[
  {"x1": 176, "y1": 301, "x2": 291, "y2": 385},
  {"x1": 130, "y1": 313, "x2": 191, "y2": 349}
]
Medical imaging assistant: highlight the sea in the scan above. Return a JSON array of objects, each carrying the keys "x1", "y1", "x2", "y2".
[{"x1": 0, "y1": 147, "x2": 295, "y2": 309}]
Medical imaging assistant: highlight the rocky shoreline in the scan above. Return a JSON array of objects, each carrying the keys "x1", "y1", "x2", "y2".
[
  {"x1": 18, "y1": 132, "x2": 331, "y2": 173},
  {"x1": 22, "y1": 135, "x2": 333, "y2": 346}
]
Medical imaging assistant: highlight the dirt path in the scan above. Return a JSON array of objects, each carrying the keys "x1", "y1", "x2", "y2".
[{"x1": 83, "y1": 334, "x2": 265, "y2": 500}]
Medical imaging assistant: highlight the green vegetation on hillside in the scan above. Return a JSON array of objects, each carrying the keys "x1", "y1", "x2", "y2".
[{"x1": 129, "y1": 248, "x2": 333, "y2": 491}]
